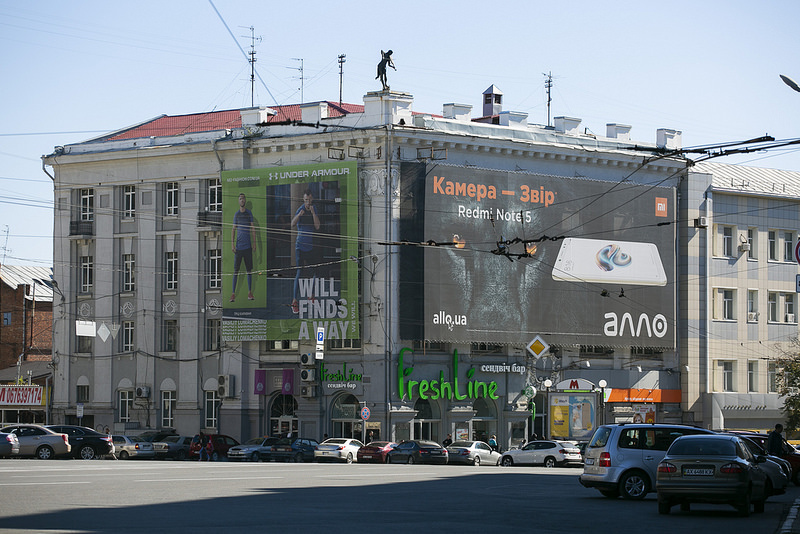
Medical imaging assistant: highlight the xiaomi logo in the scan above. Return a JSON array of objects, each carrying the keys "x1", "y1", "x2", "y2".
[{"x1": 655, "y1": 197, "x2": 668, "y2": 218}]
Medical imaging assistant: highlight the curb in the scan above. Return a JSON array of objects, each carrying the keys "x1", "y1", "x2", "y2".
[{"x1": 780, "y1": 497, "x2": 800, "y2": 533}]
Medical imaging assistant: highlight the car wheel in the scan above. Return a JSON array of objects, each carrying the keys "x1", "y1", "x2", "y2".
[
  {"x1": 679, "y1": 502, "x2": 690, "y2": 512},
  {"x1": 619, "y1": 470, "x2": 649, "y2": 500},
  {"x1": 212, "y1": 451, "x2": 220, "y2": 462},
  {"x1": 176, "y1": 450, "x2": 187, "y2": 461},
  {"x1": 119, "y1": 450, "x2": 130, "y2": 460},
  {"x1": 79, "y1": 445, "x2": 96, "y2": 460},
  {"x1": 753, "y1": 499, "x2": 765, "y2": 514},
  {"x1": 501, "y1": 456, "x2": 513, "y2": 467},
  {"x1": 250, "y1": 452, "x2": 259, "y2": 462},
  {"x1": 599, "y1": 489, "x2": 619, "y2": 499},
  {"x1": 658, "y1": 499, "x2": 671, "y2": 515},
  {"x1": 36, "y1": 445, "x2": 55, "y2": 460},
  {"x1": 294, "y1": 453, "x2": 303, "y2": 463},
  {"x1": 346, "y1": 453, "x2": 353, "y2": 464},
  {"x1": 407, "y1": 455, "x2": 415, "y2": 465},
  {"x1": 473, "y1": 456, "x2": 481, "y2": 466},
  {"x1": 737, "y1": 490, "x2": 752, "y2": 517},
  {"x1": 543, "y1": 456, "x2": 557, "y2": 468}
]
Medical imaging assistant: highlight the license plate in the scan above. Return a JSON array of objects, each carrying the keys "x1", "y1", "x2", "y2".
[
  {"x1": 683, "y1": 467, "x2": 714, "y2": 476},
  {"x1": 585, "y1": 458, "x2": 594, "y2": 465},
  {"x1": 362, "y1": 455, "x2": 372, "y2": 459}
]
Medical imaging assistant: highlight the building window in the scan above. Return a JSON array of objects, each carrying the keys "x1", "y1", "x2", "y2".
[
  {"x1": 165, "y1": 251, "x2": 178, "y2": 290},
  {"x1": 208, "y1": 249, "x2": 221, "y2": 289},
  {"x1": 205, "y1": 319, "x2": 220, "y2": 351},
  {"x1": 208, "y1": 178, "x2": 222, "y2": 212},
  {"x1": 722, "y1": 226, "x2": 733, "y2": 256},
  {"x1": 76, "y1": 385, "x2": 90, "y2": 403},
  {"x1": 122, "y1": 321, "x2": 135, "y2": 352},
  {"x1": 785, "y1": 232, "x2": 795, "y2": 262},
  {"x1": 2, "y1": 312, "x2": 10, "y2": 325},
  {"x1": 412, "y1": 340, "x2": 446, "y2": 352},
  {"x1": 162, "y1": 319, "x2": 177, "y2": 352},
  {"x1": 723, "y1": 290, "x2": 734, "y2": 320},
  {"x1": 123, "y1": 254, "x2": 135, "y2": 292},
  {"x1": 123, "y1": 185, "x2": 136, "y2": 219},
  {"x1": 263, "y1": 340, "x2": 299, "y2": 351},
  {"x1": 119, "y1": 389, "x2": 133, "y2": 422},
  {"x1": 768, "y1": 362, "x2": 778, "y2": 393},
  {"x1": 161, "y1": 390, "x2": 176, "y2": 428},
  {"x1": 80, "y1": 188, "x2": 94, "y2": 221},
  {"x1": 721, "y1": 361, "x2": 734, "y2": 392},
  {"x1": 786, "y1": 294, "x2": 796, "y2": 323},
  {"x1": 769, "y1": 230, "x2": 777, "y2": 260},
  {"x1": 329, "y1": 338, "x2": 362, "y2": 349},
  {"x1": 204, "y1": 390, "x2": 219, "y2": 429},
  {"x1": 166, "y1": 182, "x2": 179, "y2": 216},
  {"x1": 747, "y1": 290, "x2": 757, "y2": 317},
  {"x1": 769, "y1": 292, "x2": 779, "y2": 322},
  {"x1": 80, "y1": 255, "x2": 93, "y2": 293},
  {"x1": 77, "y1": 335, "x2": 93, "y2": 353},
  {"x1": 747, "y1": 228, "x2": 756, "y2": 259},
  {"x1": 748, "y1": 361, "x2": 757, "y2": 392}
]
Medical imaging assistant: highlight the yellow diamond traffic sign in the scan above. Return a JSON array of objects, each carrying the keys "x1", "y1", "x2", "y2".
[{"x1": 526, "y1": 335, "x2": 550, "y2": 359}]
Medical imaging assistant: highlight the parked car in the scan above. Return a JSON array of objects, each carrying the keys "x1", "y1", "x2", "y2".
[
  {"x1": 153, "y1": 435, "x2": 193, "y2": 460},
  {"x1": 47, "y1": 425, "x2": 114, "y2": 460},
  {"x1": 227, "y1": 436, "x2": 279, "y2": 462},
  {"x1": 579, "y1": 423, "x2": 716, "y2": 500},
  {"x1": 190, "y1": 434, "x2": 239, "y2": 461},
  {"x1": 0, "y1": 431, "x2": 20, "y2": 458},
  {"x1": 0, "y1": 424, "x2": 71, "y2": 459},
  {"x1": 270, "y1": 437, "x2": 319, "y2": 463},
  {"x1": 656, "y1": 433, "x2": 770, "y2": 516},
  {"x1": 357, "y1": 441, "x2": 398, "y2": 464},
  {"x1": 728, "y1": 431, "x2": 800, "y2": 485},
  {"x1": 500, "y1": 440, "x2": 581, "y2": 468},
  {"x1": 314, "y1": 438, "x2": 363, "y2": 463},
  {"x1": 387, "y1": 440, "x2": 449, "y2": 465},
  {"x1": 136, "y1": 429, "x2": 179, "y2": 443},
  {"x1": 446, "y1": 440, "x2": 501, "y2": 466},
  {"x1": 112, "y1": 435, "x2": 155, "y2": 459},
  {"x1": 723, "y1": 434, "x2": 790, "y2": 496}
]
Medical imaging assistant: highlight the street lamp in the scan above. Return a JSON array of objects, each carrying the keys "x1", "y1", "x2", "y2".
[
  {"x1": 598, "y1": 379, "x2": 607, "y2": 426},
  {"x1": 780, "y1": 74, "x2": 800, "y2": 93}
]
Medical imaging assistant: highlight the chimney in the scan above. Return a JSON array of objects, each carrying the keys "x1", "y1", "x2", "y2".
[
  {"x1": 606, "y1": 123, "x2": 632, "y2": 140},
  {"x1": 301, "y1": 102, "x2": 329, "y2": 124},
  {"x1": 554, "y1": 116, "x2": 582, "y2": 135},
  {"x1": 482, "y1": 85, "x2": 503, "y2": 117},
  {"x1": 240, "y1": 106, "x2": 276, "y2": 126},
  {"x1": 363, "y1": 91, "x2": 413, "y2": 126},
  {"x1": 443, "y1": 103, "x2": 472, "y2": 121},
  {"x1": 657, "y1": 128, "x2": 682, "y2": 150},
  {"x1": 499, "y1": 111, "x2": 528, "y2": 128}
]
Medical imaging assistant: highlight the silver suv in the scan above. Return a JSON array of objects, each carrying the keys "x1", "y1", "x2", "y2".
[{"x1": 579, "y1": 423, "x2": 715, "y2": 499}]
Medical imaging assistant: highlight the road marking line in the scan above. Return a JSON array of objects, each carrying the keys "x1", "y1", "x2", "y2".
[{"x1": 136, "y1": 476, "x2": 284, "y2": 482}]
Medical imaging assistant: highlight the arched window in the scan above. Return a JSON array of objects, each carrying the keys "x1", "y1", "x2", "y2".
[
  {"x1": 472, "y1": 397, "x2": 497, "y2": 443},
  {"x1": 331, "y1": 394, "x2": 361, "y2": 439},
  {"x1": 269, "y1": 394, "x2": 298, "y2": 437},
  {"x1": 413, "y1": 397, "x2": 441, "y2": 442}
]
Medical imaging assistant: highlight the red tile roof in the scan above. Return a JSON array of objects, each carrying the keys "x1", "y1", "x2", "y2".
[{"x1": 105, "y1": 102, "x2": 365, "y2": 141}]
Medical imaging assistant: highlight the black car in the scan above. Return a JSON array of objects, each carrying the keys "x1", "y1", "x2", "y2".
[
  {"x1": 269, "y1": 437, "x2": 320, "y2": 462},
  {"x1": 387, "y1": 440, "x2": 449, "y2": 465},
  {"x1": 46, "y1": 425, "x2": 114, "y2": 460}
]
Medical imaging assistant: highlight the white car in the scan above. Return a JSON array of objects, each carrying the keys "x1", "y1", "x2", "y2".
[
  {"x1": 112, "y1": 435, "x2": 155, "y2": 459},
  {"x1": 500, "y1": 440, "x2": 582, "y2": 467},
  {"x1": 314, "y1": 438, "x2": 364, "y2": 464},
  {"x1": 0, "y1": 424, "x2": 71, "y2": 459}
]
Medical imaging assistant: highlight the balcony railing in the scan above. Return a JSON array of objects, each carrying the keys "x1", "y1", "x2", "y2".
[
  {"x1": 197, "y1": 210, "x2": 222, "y2": 228},
  {"x1": 69, "y1": 220, "x2": 94, "y2": 236}
]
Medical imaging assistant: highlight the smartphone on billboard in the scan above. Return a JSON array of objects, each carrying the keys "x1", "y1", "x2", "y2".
[{"x1": 552, "y1": 237, "x2": 667, "y2": 286}]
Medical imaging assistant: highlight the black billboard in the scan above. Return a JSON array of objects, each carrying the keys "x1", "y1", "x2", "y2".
[{"x1": 399, "y1": 163, "x2": 676, "y2": 348}]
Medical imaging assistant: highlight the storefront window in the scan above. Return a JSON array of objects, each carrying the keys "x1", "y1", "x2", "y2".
[
  {"x1": 270, "y1": 394, "x2": 298, "y2": 437},
  {"x1": 471, "y1": 397, "x2": 497, "y2": 443},
  {"x1": 331, "y1": 394, "x2": 362, "y2": 439},
  {"x1": 412, "y1": 398, "x2": 441, "y2": 443}
]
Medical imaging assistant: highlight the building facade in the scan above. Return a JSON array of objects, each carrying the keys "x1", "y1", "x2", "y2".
[{"x1": 45, "y1": 87, "x2": 701, "y2": 446}]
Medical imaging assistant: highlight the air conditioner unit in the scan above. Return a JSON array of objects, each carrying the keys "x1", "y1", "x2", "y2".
[
  {"x1": 217, "y1": 374, "x2": 234, "y2": 397},
  {"x1": 300, "y1": 369, "x2": 315, "y2": 382},
  {"x1": 787, "y1": 314, "x2": 796, "y2": 323},
  {"x1": 739, "y1": 243, "x2": 751, "y2": 253},
  {"x1": 135, "y1": 386, "x2": 150, "y2": 398},
  {"x1": 300, "y1": 353, "x2": 315, "y2": 366},
  {"x1": 747, "y1": 312, "x2": 758, "y2": 322},
  {"x1": 694, "y1": 216, "x2": 708, "y2": 228},
  {"x1": 300, "y1": 385, "x2": 316, "y2": 398}
]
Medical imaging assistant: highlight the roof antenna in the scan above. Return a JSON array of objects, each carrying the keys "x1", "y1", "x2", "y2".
[
  {"x1": 338, "y1": 54, "x2": 347, "y2": 107},
  {"x1": 543, "y1": 71, "x2": 553, "y2": 127},
  {"x1": 289, "y1": 58, "x2": 304, "y2": 104},
  {"x1": 241, "y1": 26, "x2": 262, "y2": 107}
]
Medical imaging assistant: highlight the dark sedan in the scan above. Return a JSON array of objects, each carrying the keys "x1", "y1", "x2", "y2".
[
  {"x1": 387, "y1": 440, "x2": 448, "y2": 465},
  {"x1": 269, "y1": 437, "x2": 319, "y2": 462},
  {"x1": 154, "y1": 435, "x2": 193, "y2": 460},
  {"x1": 47, "y1": 425, "x2": 114, "y2": 460},
  {"x1": 357, "y1": 441, "x2": 398, "y2": 463}
]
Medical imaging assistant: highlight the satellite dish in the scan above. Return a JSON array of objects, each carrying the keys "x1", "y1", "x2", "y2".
[{"x1": 780, "y1": 74, "x2": 800, "y2": 93}]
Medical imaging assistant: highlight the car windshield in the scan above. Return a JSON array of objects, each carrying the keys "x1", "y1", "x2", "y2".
[
  {"x1": 669, "y1": 438, "x2": 736, "y2": 456},
  {"x1": 450, "y1": 441, "x2": 472, "y2": 448},
  {"x1": 325, "y1": 439, "x2": 347, "y2": 445},
  {"x1": 244, "y1": 437, "x2": 264, "y2": 445}
]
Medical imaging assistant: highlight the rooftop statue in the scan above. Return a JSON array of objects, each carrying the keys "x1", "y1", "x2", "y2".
[{"x1": 376, "y1": 50, "x2": 396, "y2": 91}]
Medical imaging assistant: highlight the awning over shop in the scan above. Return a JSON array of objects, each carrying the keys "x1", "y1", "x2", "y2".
[{"x1": 606, "y1": 388, "x2": 680, "y2": 403}]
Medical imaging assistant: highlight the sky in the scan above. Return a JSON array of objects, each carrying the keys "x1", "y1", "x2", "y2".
[{"x1": 1, "y1": 0, "x2": 800, "y2": 267}]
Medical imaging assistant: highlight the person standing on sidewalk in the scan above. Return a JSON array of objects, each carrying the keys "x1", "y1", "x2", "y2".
[{"x1": 767, "y1": 423, "x2": 785, "y2": 456}]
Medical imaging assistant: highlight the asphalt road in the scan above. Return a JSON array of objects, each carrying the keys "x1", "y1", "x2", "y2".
[{"x1": 0, "y1": 459, "x2": 796, "y2": 534}]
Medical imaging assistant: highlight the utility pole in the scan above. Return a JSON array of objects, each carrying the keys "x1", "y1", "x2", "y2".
[
  {"x1": 338, "y1": 54, "x2": 346, "y2": 106},
  {"x1": 290, "y1": 58, "x2": 304, "y2": 104},
  {"x1": 543, "y1": 71, "x2": 553, "y2": 127},
  {"x1": 241, "y1": 26, "x2": 262, "y2": 107}
]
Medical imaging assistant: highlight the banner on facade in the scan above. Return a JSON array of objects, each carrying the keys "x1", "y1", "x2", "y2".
[
  {"x1": 221, "y1": 162, "x2": 360, "y2": 342},
  {"x1": 0, "y1": 385, "x2": 45, "y2": 406}
]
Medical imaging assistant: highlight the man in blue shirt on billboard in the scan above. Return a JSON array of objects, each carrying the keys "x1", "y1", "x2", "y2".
[
  {"x1": 291, "y1": 188, "x2": 320, "y2": 313},
  {"x1": 231, "y1": 193, "x2": 257, "y2": 302}
]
